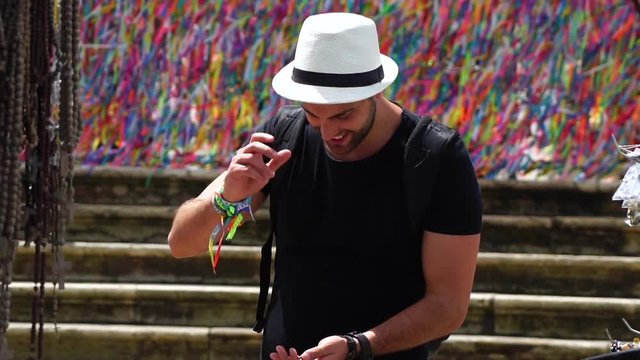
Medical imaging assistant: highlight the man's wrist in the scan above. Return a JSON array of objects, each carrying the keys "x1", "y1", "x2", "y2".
[
  {"x1": 346, "y1": 332, "x2": 373, "y2": 360},
  {"x1": 212, "y1": 187, "x2": 252, "y2": 218},
  {"x1": 339, "y1": 335, "x2": 357, "y2": 360},
  {"x1": 218, "y1": 187, "x2": 245, "y2": 203}
]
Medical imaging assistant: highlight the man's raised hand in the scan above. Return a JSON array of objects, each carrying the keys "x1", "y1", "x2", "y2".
[{"x1": 222, "y1": 133, "x2": 291, "y2": 202}]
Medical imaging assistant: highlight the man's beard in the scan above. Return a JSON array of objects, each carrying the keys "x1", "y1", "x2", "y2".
[{"x1": 324, "y1": 98, "x2": 377, "y2": 157}]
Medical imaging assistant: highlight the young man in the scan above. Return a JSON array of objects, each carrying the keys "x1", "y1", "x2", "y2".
[{"x1": 168, "y1": 12, "x2": 482, "y2": 360}]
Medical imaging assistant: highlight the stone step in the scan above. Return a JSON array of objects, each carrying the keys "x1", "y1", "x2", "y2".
[
  {"x1": 9, "y1": 282, "x2": 259, "y2": 328},
  {"x1": 13, "y1": 242, "x2": 263, "y2": 286},
  {"x1": 466, "y1": 293, "x2": 640, "y2": 340},
  {"x1": 481, "y1": 215, "x2": 640, "y2": 256},
  {"x1": 66, "y1": 204, "x2": 269, "y2": 244},
  {"x1": 473, "y1": 253, "x2": 640, "y2": 298},
  {"x1": 13, "y1": 243, "x2": 640, "y2": 298},
  {"x1": 7, "y1": 282, "x2": 640, "y2": 340},
  {"x1": 5, "y1": 322, "x2": 610, "y2": 360},
  {"x1": 73, "y1": 166, "x2": 218, "y2": 207},
  {"x1": 72, "y1": 166, "x2": 623, "y2": 216},
  {"x1": 6, "y1": 323, "x2": 260, "y2": 360},
  {"x1": 65, "y1": 204, "x2": 640, "y2": 255},
  {"x1": 438, "y1": 334, "x2": 609, "y2": 360},
  {"x1": 479, "y1": 180, "x2": 622, "y2": 217}
]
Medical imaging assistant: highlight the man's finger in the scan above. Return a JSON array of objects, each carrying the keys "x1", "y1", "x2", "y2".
[
  {"x1": 276, "y1": 345, "x2": 289, "y2": 359},
  {"x1": 236, "y1": 154, "x2": 275, "y2": 179},
  {"x1": 267, "y1": 149, "x2": 292, "y2": 172},
  {"x1": 228, "y1": 163, "x2": 270, "y2": 183},
  {"x1": 288, "y1": 348, "x2": 299, "y2": 359},
  {"x1": 241, "y1": 141, "x2": 280, "y2": 160},
  {"x1": 299, "y1": 346, "x2": 326, "y2": 360},
  {"x1": 249, "y1": 132, "x2": 275, "y2": 144}
]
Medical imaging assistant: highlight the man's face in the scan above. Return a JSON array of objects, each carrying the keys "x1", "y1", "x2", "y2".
[{"x1": 302, "y1": 97, "x2": 376, "y2": 159}]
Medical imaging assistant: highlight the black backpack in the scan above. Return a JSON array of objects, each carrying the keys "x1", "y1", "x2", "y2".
[{"x1": 253, "y1": 105, "x2": 458, "y2": 332}]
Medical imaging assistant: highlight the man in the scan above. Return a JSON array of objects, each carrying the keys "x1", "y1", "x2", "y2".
[{"x1": 168, "y1": 12, "x2": 482, "y2": 360}]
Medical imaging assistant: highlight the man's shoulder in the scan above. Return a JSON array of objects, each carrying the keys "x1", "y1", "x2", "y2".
[
  {"x1": 260, "y1": 105, "x2": 305, "y2": 135},
  {"x1": 276, "y1": 105, "x2": 305, "y2": 118},
  {"x1": 426, "y1": 118, "x2": 457, "y2": 141},
  {"x1": 273, "y1": 105, "x2": 306, "y2": 131},
  {"x1": 400, "y1": 109, "x2": 456, "y2": 143},
  {"x1": 403, "y1": 112, "x2": 459, "y2": 162},
  {"x1": 263, "y1": 105, "x2": 308, "y2": 150}
]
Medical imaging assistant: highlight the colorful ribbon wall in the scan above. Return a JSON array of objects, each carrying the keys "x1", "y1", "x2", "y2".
[{"x1": 78, "y1": 0, "x2": 640, "y2": 179}]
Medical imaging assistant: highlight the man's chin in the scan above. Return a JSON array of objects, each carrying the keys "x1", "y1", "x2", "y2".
[{"x1": 324, "y1": 143, "x2": 353, "y2": 160}]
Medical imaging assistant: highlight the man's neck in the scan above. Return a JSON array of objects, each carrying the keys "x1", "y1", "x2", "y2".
[{"x1": 346, "y1": 97, "x2": 403, "y2": 161}]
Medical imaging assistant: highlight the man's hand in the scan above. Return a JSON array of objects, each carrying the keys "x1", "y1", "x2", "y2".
[
  {"x1": 298, "y1": 336, "x2": 349, "y2": 360},
  {"x1": 269, "y1": 345, "x2": 301, "y2": 360},
  {"x1": 270, "y1": 336, "x2": 349, "y2": 360},
  {"x1": 223, "y1": 133, "x2": 291, "y2": 202}
]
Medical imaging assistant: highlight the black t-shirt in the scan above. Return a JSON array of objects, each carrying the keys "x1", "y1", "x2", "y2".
[{"x1": 254, "y1": 106, "x2": 482, "y2": 359}]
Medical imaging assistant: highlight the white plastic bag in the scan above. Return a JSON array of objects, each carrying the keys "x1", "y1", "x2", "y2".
[{"x1": 612, "y1": 140, "x2": 640, "y2": 227}]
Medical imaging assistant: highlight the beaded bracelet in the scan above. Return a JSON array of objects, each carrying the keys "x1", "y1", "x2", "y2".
[{"x1": 208, "y1": 188, "x2": 254, "y2": 274}]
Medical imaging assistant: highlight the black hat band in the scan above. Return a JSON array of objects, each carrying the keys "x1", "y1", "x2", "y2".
[{"x1": 291, "y1": 65, "x2": 384, "y2": 88}]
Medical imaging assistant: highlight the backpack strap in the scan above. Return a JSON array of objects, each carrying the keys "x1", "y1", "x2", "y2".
[
  {"x1": 253, "y1": 229, "x2": 274, "y2": 332},
  {"x1": 402, "y1": 112, "x2": 458, "y2": 234},
  {"x1": 253, "y1": 106, "x2": 306, "y2": 333}
]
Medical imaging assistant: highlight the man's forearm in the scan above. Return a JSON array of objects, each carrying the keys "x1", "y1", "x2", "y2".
[
  {"x1": 168, "y1": 173, "x2": 229, "y2": 258},
  {"x1": 168, "y1": 171, "x2": 268, "y2": 258},
  {"x1": 365, "y1": 294, "x2": 468, "y2": 355},
  {"x1": 168, "y1": 196, "x2": 220, "y2": 258}
]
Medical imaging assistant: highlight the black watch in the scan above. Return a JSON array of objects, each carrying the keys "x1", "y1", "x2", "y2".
[
  {"x1": 348, "y1": 332, "x2": 373, "y2": 360},
  {"x1": 339, "y1": 335, "x2": 358, "y2": 360}
]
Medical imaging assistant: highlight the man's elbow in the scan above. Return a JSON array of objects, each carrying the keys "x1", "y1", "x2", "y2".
[
  {"x1": 452, "y1": 303, "x2": 470, "y2": 331},
  {"x1": 430, "y1": 296, "x2": 470, "y2": 334},
  {"x1": 167, "y1": 230, "x2": 189, "y2": 258},
  {"x1": 446, "y1": 299, "x2": 471, "y2": 333}
]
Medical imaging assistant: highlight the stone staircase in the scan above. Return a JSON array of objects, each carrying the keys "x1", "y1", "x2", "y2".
[{"x1": 7, "y1": 166, "x2": 640, "y2": 359}]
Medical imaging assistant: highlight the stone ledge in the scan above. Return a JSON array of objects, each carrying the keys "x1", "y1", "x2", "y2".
[
  {"x1": 70, "y1": 204, "x2": 632, "y2": 230},
  {"x1": 74, "y1": 166, "x2": 621, "y2": 192},
  {"x1": 14, "y1": 243, "x2": 640, "y2": 297},
  {"x1": 474, "y1": 253, "x2": 640, "y2": 297},
  {"x1": 75, "y1": 165, "x2": 223, "y2": 181},
  {"x1": 9, "y1": 282, "x2": 261, "y2": 327},
  {"x1": 67, "y1": 204, "x2": 269, "y2": 244},
  {"x1": 481, "y1": 215, "x2": 640, "y2": 255},
  {"x1": 441, "y1": 334, "x2": 609, "y2": 360},
  {"x1": 6, "y1": 323, "x2": 259, "y2": 360},
  {"x1": 465, "y1": 293, "x2": 640, "y2": 340},
  {"x1": 64, "y1": 203, "x2": 640, "y2": 254},
  {"x1": 479, "y1": 179, "x2": 619, "y2": 193},
  {"x1": 14, "y1": 243, "x2": 265, "y2": 286},
  {"x1": 71, "y1": 166, "x2": 623, "y2": 216},
  {"x1": 6, "y1": 283, "x2": 640, "y2": 339},
  {"x1": 5, "y1": 322, "x2": 610, "y2": 360}
]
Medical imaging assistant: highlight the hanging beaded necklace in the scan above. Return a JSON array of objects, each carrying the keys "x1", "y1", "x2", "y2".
[{"x1": 0, "y1": 1, "x2": 80, "y2": 358}]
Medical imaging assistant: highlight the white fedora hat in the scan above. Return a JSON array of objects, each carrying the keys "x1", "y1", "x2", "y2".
[{"x1": 272, "y1": 12, "x2": 399, "y2": 105}]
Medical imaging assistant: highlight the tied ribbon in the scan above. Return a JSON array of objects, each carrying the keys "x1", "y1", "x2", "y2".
[{"x1": 209, "y1": 189, "x2": 253, "y2": 274}]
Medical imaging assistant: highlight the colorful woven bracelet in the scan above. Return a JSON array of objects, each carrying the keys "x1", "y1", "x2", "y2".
[
  {"x1": 208, "y1": 188, "x2": 254, "y2": 274},
  {"x1": 212, "y1": 188, "x2": 253, "y2": 217}
]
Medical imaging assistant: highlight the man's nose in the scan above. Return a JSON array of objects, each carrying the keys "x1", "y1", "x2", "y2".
[{"x1": 319, "y1": 119, "x2": 339, "y2": 141}]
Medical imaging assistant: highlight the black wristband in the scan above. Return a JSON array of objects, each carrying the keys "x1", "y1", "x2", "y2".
[
  {"x1": 339, "y1": 335, "x2": 358, "y2": 360},
  {"x1": 348, "y1": 332, "x2": 373, "y2": 360}
]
